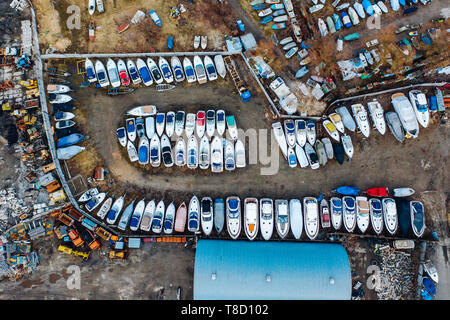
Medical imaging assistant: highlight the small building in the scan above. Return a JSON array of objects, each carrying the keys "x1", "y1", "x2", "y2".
[{"x1": 194, "y1": 240, "x2": 351, "y2": 300}]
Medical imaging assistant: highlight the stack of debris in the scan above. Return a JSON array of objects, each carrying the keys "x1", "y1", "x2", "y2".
[
  {"x1": 375, "y1": 245, "x2": 415, "y2": 300},
  {"x1": 0, "y1": 187, "x2": 31, "y2": 224},
  {"x1": 9, "y1": 0, "x2": 29, "y2": 11},
  {"x1": 20, "y1": 20, "x2": 32, "y2": 56}
]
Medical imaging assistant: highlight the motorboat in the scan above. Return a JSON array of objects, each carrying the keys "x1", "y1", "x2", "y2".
[
  {"x1": 423, "y1": 260, "x2": 439, "y2": 283},
  {"x1": 275, "y1": 199, "x2": 290, "y2": 239},
  {"x1": 366, "y1": 187, "x2": 388, "y2": 197},
  {"x1": 284, "y1": 119, "x2": 296, "y2": 147},
  {"x1": 391, "y1": 93, "x2": 419, "y2": 138},
  {"x1": 336, "y1": 106, "x2": 356, "y2": 132},
  {"x1": 85, "y1": 192, "x2": 106, "y2": 212},
  {"x1": 244, "y1": 198, "x2": 259, "y2": 240},
  {"x1": 304, "y1": 142, "x2": 319, "y2": 169},
  {"x1": 174, "y1": 202, "x2": 187, "y2": 233},
  {"x1": 147, "y1": 58, "x2": 163, "y2": 84},
  {"x1": 343, "y1": 196, "x2": 356, "y2": 232},
  {"x1": 295, "y1": 119, "x2": 307, "y2": 147},
  {"x1": 127, "y1": 105, "x2": 157, "y2": 117},
  {"x1": 224, "y1": 139, "x2": 236, "y2": 171},
  {"x1": 126, "y1": 59, "x2": 142, "y2": 85},
  {"x1": 95, "y1": 60, "x2": 109, "y2": 87},
  {"x1": 320, "y1": 199, "x2": 331, "y2": 228},
  {"x1": 158, "y1": 57, "x2": 174, "y2": 83},
  {"x1": 315, "y1": 140, "x2": 327, "y2": 166},
  {"x1": 199, "y1": 136, "x2": 210, "y2": 170},
  {"x1": 235, "y1": 140, "x2": 246, "y2": 168},
  {"x1": 183, "y1": 57, "x2": 197, "y2": 83},
  {"x1": 385, "y1": 111, "x2": 405, "y2": 143},
  {"x1": 47, "y1": 84, "x2": 71, "y2": 94},
  {"x1": 145, "y1": 116, "x2": 155, "y2": 139},
  {"x1": 160, "y1": 134, "x2": 173, "y2": 167},
  {"x1": 341, "y1": 134, "x2": 354, "y2": 160},
  {"x1": 393, "y1": 187, "x2": 415, "y2": 197},
  {"x1": 152, "y1": 200, "x2": 165, "y2": 234},
  {"x1": 201, "y1": 197, "x2": 214, "y2": 236},
  {"x1": 272, "y1": 122, "x2": 288, "y2": 159},
  {"x1": 303, "y1": 197, "x2": 319, "y2": 240},
  {"x1": 170, "y1": 56, "x2": 185, "y2": 82},
  {"x1": 216, "y1": 110, "x2": 226, "y2": 136},
  {"x1": 56, "y1": 145, "x2": 85, "y2": 160},
  {"x1": 135, "y1": 117, "x2": 145, "y2": 139},
  {"x1": 333, "y1": 142, "x2": 345, "y2": 165},
  {"x1": 322, "y1": 120, "x2": 340, "y2": 142},
  {"x1": 193, "y1": 55, "x2": 207, "y2": 84},
  {"x1": 165, "y1": 111, "x2": 175, "y2": 137},
  {"x1": 351, "y1": 104, "x2": 371, "y2": 138},
  {"x1": 354, "y1": 1, "x2": 366, "y2": 18},
  {"x1": 211, "y1": 136, "x2": 223, "y2": 173},
  {"x1": 97, "y1": 195, "x2": 114, "y2": 220},
  {"x1": 106, "y1": 59, "x2": 121, "y2": 88},
  {"x1": 348, "y1": 7, "x2": 360, "y2": 25},
  {"x1": 175, "y1": 111, "x2": 185, "y2": 136},
  {"x1": 259, "y1": 198, "x2": 274, "y2": 240},
  {"x1": 138, "y1": 136, "x2": 149, "y2": 165},
  {"x1": 214, "y1": 199, "x2": 225, "y2": 234},
  {"x1": 163, "y1": 202, "x2": 176, "y2": 234},
  {"x1": 206, "y1": 110, "x2": 216, "y2": 137},
  {"x1": 367, "y1": 100, "x2": 386, "y2": 135},
  {"x1": 155, "y1": 113, "x2": 165, "y2": 137},
  {"x1": 356, "y1": 196, "x2": 370, "y2": 233},
  {"x1": 49, "y1": 94, "x2": 73, "y2": 104},
  {"x1": 126, "y1": 140, "x2": 138, "y2": 162},
  {"x1": 149, "y1": 134, "x2": 161, "y2": 167},
  {"x1": 140, "y1": 200, "x2": 155, "y2": 232},
  {"x1": 185, "y1": 113, "x2": 196, "y2": 138},
  {"x1": 175, "y1": 137, "x2": 186, "y2": 167},
  {"x1": 322, "y1": 138, "x2": 334, "y2": 159},
  {"x1": 187, "y1": 135, "x2": 198, "y2": 169},
  {"x1": 129, "y1": 199, "x2": 145, "y2": 231},
  {"x1": 287, "y1": 146, "x2": 297, "y2": 168},
  {"x1": 106, "y1": 194, "x2": 125, "y2": 224},
  {"x1": 306, "y1": 120, "x2": 316, "y2": 145},
  {"x1": 382, "y1": 198, "x2": 398, "y2": 234},
  {"x1": 204, "y1": 56, "x2": 218, "y2": 81},
  {"x1": 85, "y1": 58, "x2": 97, "y2": 83},
  {"x1": 136, "y1": 58, "x2": 153, "y2": 86},
  {"x1": 188, "y1": 196, "x2": 200, "y2": 233},
  {"x1": 214, "y1": 55, "x2": 227, "y2": 78},
  {"x1": 329, "y1": 113, "x2": 345, "y2": 133},
  {"x1": 117, "y1": 59, "x2": 130, "y2": 86},
  {"x1": 295, "y1": 144, "x2": 309, "y2": 168},
  {"x1": 117, "y1": 199, "x2": 136, "y2": 231},
  {"x1": 318, "y1": 18, "x2": 328, "y2": 37},
  {"x1": 226, "y1": 196, "x2": 241, "y2": 239},
  {"x1": 409, "y1": 90, "x2": 430, "y2": 128},
  {"x1": 369, "y1": 198, "x2": 383, "y2": 234},
  {"x1": 196, "y1": 110, "x2": 206, "y2": 138},
  {"x1": 55, "y1": 120, "x2": 75, "y2": 130},
  {"x1": 330, "y1": 197, "x2": 343, "y2": 230},
  {"x1": 226, "y1": 115, "x2": 238, "y2": 141},
  {"x1": 289, "y1": 199, "x2": 303, "y2": 239}
]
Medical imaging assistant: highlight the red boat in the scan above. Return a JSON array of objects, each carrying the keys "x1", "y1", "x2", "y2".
[{"x1": 366, "y1": 187, "x2": 388, "y2": 197}]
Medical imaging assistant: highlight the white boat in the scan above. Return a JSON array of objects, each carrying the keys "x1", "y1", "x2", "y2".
[
  {"x1": 341, "y1": 134, "x2": 354, "y2": 160},
  {"x1": 136, "y1": 58, "x2": 153, "y2": 86},
  {"x1": 423, "y1": 260, "x2": 439, "y2": 283},
  {"x1": 188, "y1": 196, "x2": 200, "y2": 233},
  {"x1": 330, "y1": 197, "x2": 343, "y2": 230},
  {"x1": 171, "y1": 56, "x2": 185, "y2": 82},
  {"x1": 224, "y1": 139, "x2": 236, "y2": 171},
  {"x1": 199, "y1": 135, "x2": 210, "y2": 170},
  {"x1": 130, "y1": 199, "x2": 145, "y2": 231},
  {"x1": 226, "y1": 115, "x2": 238, "y2": 141},
  {"x1": 55, "y1": 120, "x2": 75, "y2": 129},
  {"x1": 127, "y1": 105, "x2": 157, "y2": 117},
  {"x1": 385, "y1": 112, "x2": 405, "y2": 143},
  {"x1": 315, "y1": 140, "x2": 327, "y2": 166},
  {"x1": 163, "y1": 202, "x2": 176, "y2": 234},
  {"x1": 174, "y1": 137, "x2": 186, "y2": 167},
  {"x1": 280, "y1": 37, "x2": 294, "y2": 45},
  {"x1": 322, "y1": 120, "x2": 340, "y2": 142},
  {"x1": 343, "y1": 196, "x2": 356, "y2": 232},
  {"x1": 160, "y1": 134, "x2": 173, "y2": 167},
  {"x1": 175, "y1": 111, "x2": 185, "y2": 137},
  {"x1": 259, "y1": 198, "x2": 274, "y2": 240},
  {"x1": 149, "y1": 134, "x2": 161, "y2": 167},
  {"x1": 85, "y1": 192, "x2": 106, "y2": 212},
  {"x1": 152, "y1": 200, "x2": 165, "y2": 234},
  {"x1": 47, "y1": 84, "x2": 71, "y2": 94},
  {"x1": 258, "y1": 8, "x2": 273, "y2": 17},
  {"x1": 295, "y1": 119, "x2": 307, "y2": 147},
  {"x1": 147, "y1": 58, "x2": 163, "y2": 84},
  {"x1": 126, "y1": 59, "x2": 142, "y2": 85},
  {"x1": 95, "y1": 60, "x2": 109, "y2": 87},
  {"x1": 138, "y1": 136, "x2": 149, "y2": 165},
  {"x1": 85, "y1": 58, "x2": 97, "y2": 83},
  {"x1": 155, "y1": 113, "x2": 165, "y2": 137},
  {"x1": 336, "y1": 106, "x2": 356, "y2": 132},
  {"x1": 320, "y1": 199, "x2": 331, "y2": 228},
  {"x1": 185, "y1": 113, "x2": 196, "y2": 138},
  {"x1": 97, "y1": 195, "x2": 113, "y2": 219},
  {"x1": 295, "y1": 144, "x2": 309, "y2": 168},
  {"x1": 214, "y1": 55, "x2": 227, "y2": 78},
  {"x1": 275, "y1": 199, "x2": 289, "y2": 239},
  {"x1": 106, "y1": 194, "x2": 125, "y2": 224},
  {"x1": 318, "y1": 18, "x2": 328, "y2": 37},
  {"x1": 201, "y1": 35, "x2": 207, "y2": 50},
  {"x1": 382, "y1": 198, "x2": 397, "y2": 235},
  {"x1": 304, "y1": 142, "x2": 319, "y2": 169},
  {"x1": 235, "y1": 139, "x2": 246, "y2": 168},
  {"x1": 193, "y1": 55, "x2": 207, "y2": 84},
  {"x1": 354, "y1": 1, "x2": 366, "y2": 18},
  {"x1": 321, "y1": 138, "x2": 333, "y2": 160},
  {"x1": 303, "y1": 197, "x2": 319, "y2": 240},
  {"x1": 309, "y1": 4, "x2": 324, "y2": 13},
  {"x1": 410, "y1": 201, "x2": 425, "y2": 238},
  {"x1": 183, "y1": 57, "x2": 197, "y2": 83},
  {"x1": 216, "y1": 110, "x2": 226, "y2": 136},
  {"x1": 274, "y1": 15, "x2": 289, "y2": 23},
  {"x1": 56, "y1": 146, "x2": 85, "y2": 160},
  {"x1": 193, "y1": 35, "x2": 200, "y2": 50},
  {"x1": 49, "y1": 94, "x2": 72, "y2": 104},
  {"x1": 196, "y1": 110, "x2": 206, "y2": 138},
  {"x1": 367, "y1": 100, "x2": 386, "y2": 135},
  {"x1": 187, "y1": 135, "x2": 198, "y2": 169},
  {"x1": 369, "y1": 198, "x2": 383, "y2": 235},
  {"x1": 272, "y1": 122, "x2": 288, "y2": 159},
  {"x1": 284, "y1": 119, "x2": 296, "y2": 147},
  {"x1": 201, "y1": 197, "x2": 214, "y2": 236},
  {"x1": 351, "y1": 104, "x2": 371, "y2": 138},
  {"x1": 140, "y1": 200, "x2": 155, "y2": 231},
  {"x1": 306, "y1": 120, "x2": 316, "y2": 145},
  {"x1": 226, "y1": 196, "x2": 241, "y2": 239},
  {"x1": 88, "y1": 0, "x2": 95, "y2": 15},
  {"x1": 145, "y1": 116, "x2": 155, "y2": 139},
  {"x1": 356, "y1": 196, "x2": 370, "y2": 233},
  {"x1": 211, "y1": 136, "x2": 223, "y2": 173},
  {"x1": 393, "y1": 187, "x2": 415, "y2": 197},
  {"x1": 391, "y1": 93, "x2": 419, "y2": 138},
  {"x1": 329, "y1": 113, "x2": 345, "y2": 133},
  {"x1": 289, "y1": 199, "x2": 303, "y2": 239},
  {"x1": 244, "y1": 198, "x2": 259, "y2": 240},
  {"x1": 206, "y1": 110, "x2": 215, "y2": 138},
  {"x1": 409, "y1": 90, "x2": 429, "y2": 128},
  {"x1": 175, "y1": 202, "x2": 188, "y2": 233},
  {"x1": 204, "y1": 56, "x2": 218, "y2": 81},
  {"x1": 96, "y1": 0, "x2": 104, "y2": 12},
  {"x1": 348, "y1": 7, "x2": 360, "y2": 25},
  {"x1": 158, "y1": 57, "x2": 174, "y2": 83},
  {"x1": 117, "y1": 199, "x2": 135, "y2": 231},
  {"x1": 165, "y1": 111, "x2": 175, "y2": 138},
  {"x1": 106, "y1": 59, "x2": 121, "y2": 88},
  {"x1": 127, "y1": 140, "x2": 138, "y2": 162}
]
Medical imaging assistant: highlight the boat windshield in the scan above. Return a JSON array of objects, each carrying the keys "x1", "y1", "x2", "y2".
[
  {"x1": 195, "y1": 65, "x2": 205, "y2": 77},
  {"x1": 332, "y1": 199, "x2": 342, "y2": 210},
  {"x1": 109, "y1": 69, "x2": 119, "y2": 83},
  {"x1": 297, "y1": 121, "x2": 306, "y2": 129},
  {"x1": 162, "y1": 65, "x2": 172, "y2": 78},
  {"x1": 151, "y1": 67, "x2": 162, "y2": 81},
  {"x1": 262, "y1": 204, "x2": 272, "y2": 219},
  {"x1": 217, "y1": 112, "x2": 224, "y2": 121},
  {"x1": 286, "y1": 122, "x2": 294, "y2": 131},
  {"x1": 150, "y1": 147, "x2": 159, "y2": 158},
  {"x1": 167, "y1": 114, "x2": 174, "y2": 123},
  {"x1": 206, "y1": 65, "x2": 216, "y2": 75},
  {"x1": 97, "y1": 70, "x2": 106, "y2": 81},
  {"x1": 139, "y1": 67, "x2": 151, "y2": 82},
  {"x1": 86, "y1": 67, "x2": 95, "y2": 80},
  {"x1": 185, "y1": 66, "x2": 194, "y2": 77},
  {"x1": 156, "y1": 114, "x2": 165, "y2": 123},
  {"x1": 117, "y1": 128, "x2": 125, "y2": 138},
  {"x1": 129, "y1": 67, "x2": 138, "y2": 79},
  {"x1": 345, "y1": 198, "x2": 355, "y2": 209},
  {"x1": 226, "y1": 116, "x2": 235, "y2": 126},
  {"x1": 176, "y1": 112, "x2": 184, "y2": 121},
  {"x1": 164, "y1": 220, "x2": 173, "y2": 230},
  {"x1": 372, "y1": 200, "x2": 382, "y2": 210}
]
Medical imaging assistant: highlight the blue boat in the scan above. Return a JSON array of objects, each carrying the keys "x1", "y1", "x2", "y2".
[
  {"x1": 57, "y1": 133, "x2": 85, "y2": 148},
  {"x1": 149, "y1": 10, "x2": 162, "y2": 26},
  {"x1": 362, "y1": 0, "x2": 374, "y2": 16},
  {"x1": 272, "y1": 22, "x2": 287, "y2": 30},
  {"x1": 236, "y1": 19, "x2": 245, "y2": 32},
  {"x1": 252, "y1": 4, "x2": 267, "y2": 10},
  {"x1": 334, "y1": 186, "x2": 360, "y2": 195},
  {"x1": 398, "y1": 0, "x2": 406, "y2": 6},
  {"x1": 420, "y1": 289, "x2": 433, "y2": 300},
  {"x1": 167, "y1": 36, "x2": 173, "y2": 50},
  {"x1": 333, "y1": 143, "x2": 345, "y2": 165},
  {"x1": 341, "y1": 11, "x2": 353, "y2": 28},
  {"x1": 428, "y1": 95, "x2": 437, "y2": 112},
  {"x1": 295, "y1": 66, "x2": 309, "y2": 78},
  {"x1": 333, "y1": 13, "x2": 343, "y2": 31},
  {"x1": 138, "y1": 141, "x2": 149, "y2": 164},
  {"x1": 423, "y1": 278, "x2": 436, "y2": 295},
  {"x1": 259, "y1": 15, "x2": 273, "y2": 24},
  {"x1": 270, "y1": 3, "x2": 284, "y2": 10}
]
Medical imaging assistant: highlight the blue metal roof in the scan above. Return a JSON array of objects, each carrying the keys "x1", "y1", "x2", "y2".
[{"x1": 194, "y1": 240, "x2": 351, "y2": 300}]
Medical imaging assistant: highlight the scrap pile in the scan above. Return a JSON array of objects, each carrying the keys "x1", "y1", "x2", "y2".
[{"x1": 375, "y1": 245, "x2": 415, "y2": 300}]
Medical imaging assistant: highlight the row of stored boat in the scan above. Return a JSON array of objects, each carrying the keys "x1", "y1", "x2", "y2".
[
  {"x1": 84, "y1": 55, "x2": 227, "y2": 88},
  {"x1": 78, "y1": 188, "x2": 426, "y2": 239},
  {"x1": 117, "y1": 107, "x2": 245, "y2": 171},
  {"x1": 251, "y1": 0, "x2": 290, "y2": 30}
]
